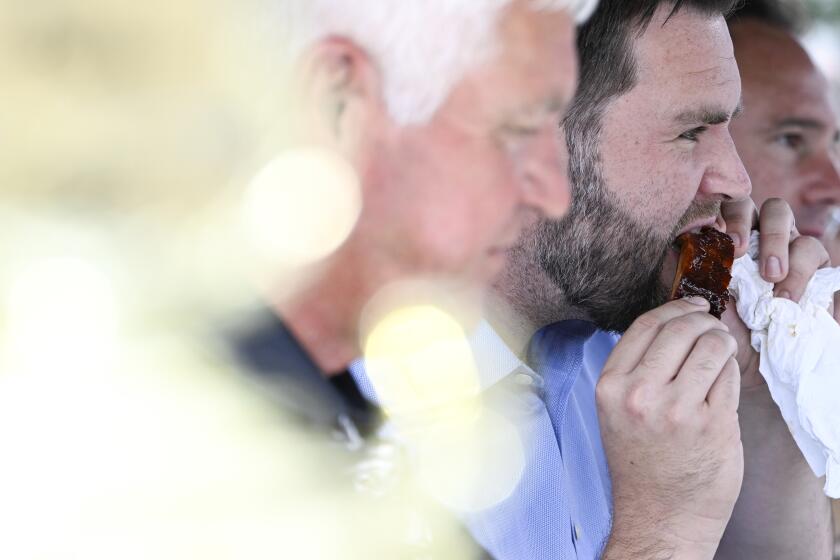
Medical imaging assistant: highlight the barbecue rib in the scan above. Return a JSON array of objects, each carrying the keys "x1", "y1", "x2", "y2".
[{"x1": 669, "y1": 226, "x2": 735, "y2": 319}]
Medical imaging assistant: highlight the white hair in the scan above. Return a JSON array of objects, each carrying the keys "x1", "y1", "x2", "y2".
[{"x1": 277, "y1": 0, "x2": 598, "y2": 125}]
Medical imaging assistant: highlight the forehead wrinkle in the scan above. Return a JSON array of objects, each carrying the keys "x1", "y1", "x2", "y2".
[{"x1": 684, "y1": 60, "x2": 735, "y2": 77}]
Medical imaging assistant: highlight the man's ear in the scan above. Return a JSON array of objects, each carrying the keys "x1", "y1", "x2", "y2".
[{"x1": 301, "y1": 38, "x2": 387, "y2": 156}]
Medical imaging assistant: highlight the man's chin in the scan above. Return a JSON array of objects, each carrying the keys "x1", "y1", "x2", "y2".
[{"x1": 575, "y1": 274, "x2": 670, "y2": 334}]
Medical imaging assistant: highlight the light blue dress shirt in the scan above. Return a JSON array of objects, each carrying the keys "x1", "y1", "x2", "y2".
[{"x1": 350, "y1": 320, "x2": 617, "y2": 560}]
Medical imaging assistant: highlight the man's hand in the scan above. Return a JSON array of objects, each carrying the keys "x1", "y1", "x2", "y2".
[
  {"x1": 720, "y1": 196, "x2": 756, "y2": 260},
  {"x1": 723, "y1": 197, "x2": 833, "y2": 304},
  {"x1": 721, "y1": 197, "x2": 809, "y2": 283},
  {"x1": 598, "y1": 298, "x2": 743, "y2": 560},
  {"x1": 721, "y1": 198, "x2": 833, "y2": 387}
]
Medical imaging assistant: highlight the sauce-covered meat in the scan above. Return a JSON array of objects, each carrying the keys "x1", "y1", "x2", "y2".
[{"x1": 669, "y1": 227, "x2": 735, "y2": 319}]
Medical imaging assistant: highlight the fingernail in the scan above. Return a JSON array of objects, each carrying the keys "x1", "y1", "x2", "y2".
[
  {"x1": 729, "y1": 233, "x2": 742, "y2": 248},
  {"x1": 776, "y1": 290, "x2": 791, "y2": 300},
  {"x1": 766, "y1": 256, "x2": 782, "y2": 278},
  {"x1": 685, "y1": 296, "x2": 709, "y2": 306}
]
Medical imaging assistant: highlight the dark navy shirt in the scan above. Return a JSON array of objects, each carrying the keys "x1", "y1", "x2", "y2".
[{"x1": 230, "y1": 312, "x2": 377, "y2": 443}]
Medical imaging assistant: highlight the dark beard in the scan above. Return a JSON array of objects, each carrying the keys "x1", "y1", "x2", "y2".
[
  {"x1": 535, "y1": 180, "x2": 670, "y2": 333},
  {"x1": 534, "y1": 165, "x2": 722, "y2": 333}
]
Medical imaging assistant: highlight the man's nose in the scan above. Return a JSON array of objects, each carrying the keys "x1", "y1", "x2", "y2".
[
  {"x1": 519, "y1": 127, "x2": 572, "y2": 219},
  {"x1": 698, "y1": 132, "x2": 753, "y2": 201},
  {"x1": 802, "y1": 151, "x2": 840, "y2": 206}
]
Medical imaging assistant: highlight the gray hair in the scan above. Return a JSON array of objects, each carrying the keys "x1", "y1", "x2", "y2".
[{"x1": 277, "y1": 0, "x2": 598, "y2": 125}]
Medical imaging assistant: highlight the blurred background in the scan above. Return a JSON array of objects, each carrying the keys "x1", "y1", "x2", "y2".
[
  {"x1": 0, "y1": 1, "x2": 402, "y2": 558},
  {"x1": 1, "y1": 0, "x2": 839, "y2": 558},
  {"x1": 804, "y1": 0, "x2": 840, "y2": 104},
  {"x1": 799, "y1": 3, "x2": 840, "y2": 554}
]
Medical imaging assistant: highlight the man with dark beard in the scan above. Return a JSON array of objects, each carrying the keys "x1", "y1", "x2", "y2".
[
  {"x1": 478, "y1": 0, "x2": 836, "y2": 558},
  {"x1": 532, "y1": 165, "x2": 727, "y2": 333}
]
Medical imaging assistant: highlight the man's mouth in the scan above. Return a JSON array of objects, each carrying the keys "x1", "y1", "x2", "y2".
[
  {"x1": 798, "y1": 227, "x2": 826, "y2": 239},
  {"x1": 488, "y1": 236, "x2": 519, "y2": 256},
  {"x1": 488, "y1": 246, "x2": 511, "y2": 257},
  {"x1": 797, "y1": 207, "x2": 840, "y2": 240},
  {"x1": 670, "y1": 216, "x2": 722, "y2": 251},
  {"x1": 663, "y1": 216, "x2": 723, "y2": 286}
]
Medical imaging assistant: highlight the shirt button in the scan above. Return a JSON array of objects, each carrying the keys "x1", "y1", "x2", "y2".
[
  {"x1": 574, "y1": 524, "x2": 582, "y2": 541},
  {"x1": 514, "y1": 372, "x2": 535, "y2": 386}
]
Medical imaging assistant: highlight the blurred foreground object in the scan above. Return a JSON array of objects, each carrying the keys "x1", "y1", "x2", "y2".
[
  {"x1": 231, "y1": 0, "x2": 589, "y2": 555},
  {"x1": 0, "y1": 0, "x2": 474, "y2": 557}
]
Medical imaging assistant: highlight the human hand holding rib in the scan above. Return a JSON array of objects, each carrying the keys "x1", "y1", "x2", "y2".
[{"x1": 598, "y1": 298, "x2": 743, "y2": 560}]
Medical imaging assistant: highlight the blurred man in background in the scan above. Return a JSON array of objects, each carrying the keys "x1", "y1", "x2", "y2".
[
  {"x1": 725, "y1": 4, "x2": 840, "y2": 555},
  {"x1": 729, "y1": 0, "x2": 840, "y2": 294}
]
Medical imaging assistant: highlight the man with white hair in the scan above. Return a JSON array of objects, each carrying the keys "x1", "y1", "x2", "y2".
[
  {"x1": 234, "y1": 0, "x2": 594, "y2": 556},
  {"x1": 249, "y1": 0, "x2": 593, "y2": 402}
]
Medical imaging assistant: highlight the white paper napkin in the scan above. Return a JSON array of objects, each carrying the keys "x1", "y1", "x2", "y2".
[{"x1": 730, "y1": 232, "x2": 840, "y2": 498}]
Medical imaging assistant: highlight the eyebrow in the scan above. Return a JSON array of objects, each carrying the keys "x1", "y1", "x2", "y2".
[
  {"x1": 545, "y1": 95, "x2": 569, "y2": 115},
  {"x1": 674, "y1": 101, "x2": 744, "y2": 126},
  {"x1": 772, "y1": 117, "x2": 828, "y2": 131},
  {"x1": 513, "y1": 94, "x2": 569, "y2": 121}
]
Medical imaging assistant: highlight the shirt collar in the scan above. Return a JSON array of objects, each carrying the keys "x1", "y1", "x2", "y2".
[
  {"x1": 350, "y1": 320, "x2": 531, "y2": 406},
  {"x1": 527, "y1": 320, "x2": 598, "y2": 374},
  {"x1": 471, "y1": 320, "x2": 533, "y2": 390}
]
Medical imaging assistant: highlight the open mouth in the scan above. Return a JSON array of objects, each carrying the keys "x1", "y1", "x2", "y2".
[
  {"x1": 798, "y1": 207, "x2": 840, "y2": 239},
  {"x1": 663, "y1": 216, "x2": 724, "y2": 288},
  {"x1": 670, "y1": 216, "x2": 723, "y2": 252}
]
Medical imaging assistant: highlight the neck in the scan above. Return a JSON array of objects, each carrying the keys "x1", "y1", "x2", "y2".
[
  {"x1": 281, "y1": 293, "x2": 358, "y2": 377},
  {"x1": 277, "y1": 252, "x2": 372, "y2": 376},
  {"x1": 488, "y1": 242, "x2": 590, "y2": 359}
]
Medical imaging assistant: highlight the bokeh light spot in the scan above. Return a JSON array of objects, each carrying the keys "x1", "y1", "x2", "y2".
[
  {"x1": 363, "y1": 303, "x2": 480, "y2": 416},
  {"x1": 242, "y1": 147, "x2": 362, "y2": 270},
  {"x1": 360, "y1": 286, "x2": 525, "y2": 513},
  {"x1": 4, "y1": 255, "x2": 119, "y2": 376},
  {"x1": 414, "y1": 408, "x2": 525, "y2": 513}
]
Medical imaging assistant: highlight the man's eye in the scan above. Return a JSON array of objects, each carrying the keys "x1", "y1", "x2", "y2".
[
  {"x1": 679, "y1": 126, "x2": 707, "y2": 142},
  {"x1": 775, "y1": 132, "x2": 805, "y2": 151},
  {"x1": 502, "y1": 123, "x2": 541, "y2": 137},
  {"x1": 829, "y1": 131, "x2": 840, "y2": 158}
]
